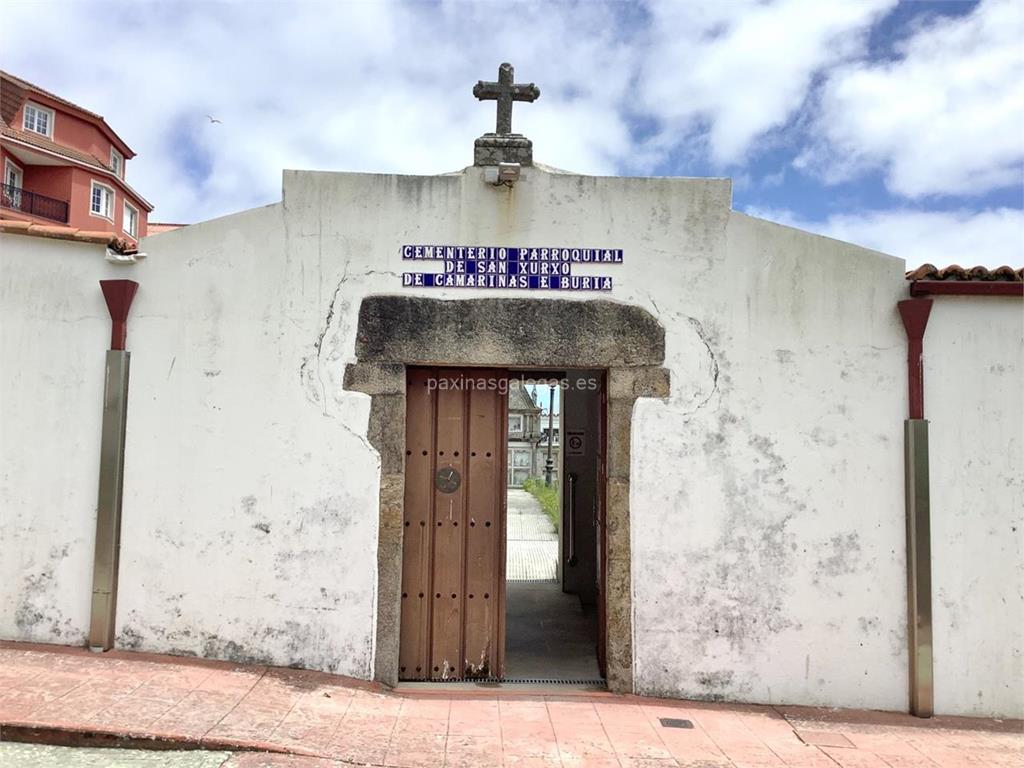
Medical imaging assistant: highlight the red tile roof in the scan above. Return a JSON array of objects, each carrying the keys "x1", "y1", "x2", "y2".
[
  {"x1": 1, "y1": 124, "x2": 108, "y2": 171},
  {"x1": 2, "y1": 126, "x2": 154, "y2": 211},
  {"x1": 1, "y1": 70, "x2": 135, "y2": 156},
  {"x1": 906, "y1": 264, "x2": 1022, "y2": 282},
  {"x1": 147, "y1": 222, "x2": 187, "y2": 234},
  {"x1": 1, "y1": 70, "x2": 104, "y2": 121},
  {"x1": 0, "y1": 76, "x2": 26, "y2": 126},
  {"x1": 0, "y1": 215, "x2": 137, "y2": 255}
]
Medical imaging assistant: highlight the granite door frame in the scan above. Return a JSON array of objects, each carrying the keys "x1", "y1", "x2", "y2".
[{"x1": 344, "y1": 295, "x2": 669, "y2": 692}]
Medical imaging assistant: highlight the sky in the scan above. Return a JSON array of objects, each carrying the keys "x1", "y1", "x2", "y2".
[{"x1": 2, "y1": 0, "x2": 1021, "y2": 268}]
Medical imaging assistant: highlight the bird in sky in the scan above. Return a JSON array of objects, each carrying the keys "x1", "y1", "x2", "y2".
[{"x1": 206, "y1": 115, "x2": 222, "y2": 124}]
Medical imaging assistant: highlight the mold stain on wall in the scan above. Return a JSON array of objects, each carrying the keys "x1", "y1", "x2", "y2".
[
  {"x1": 634, "y1": 331, "x2": 816, "y2": 702},
  {"x1": 14, "y1": 544, "x2": 85, "y2": 644},
  {"x1": 813, "y1": 533, "x2": 863, "y2": 588}
]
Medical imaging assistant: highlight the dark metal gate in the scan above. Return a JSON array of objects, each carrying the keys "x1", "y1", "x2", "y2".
[{"x1": 399, "y1": 367, "x2": 507, "y2": 681}]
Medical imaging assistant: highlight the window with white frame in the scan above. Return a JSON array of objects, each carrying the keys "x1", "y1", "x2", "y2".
[
  {"x1": 4, "y1": 159, "x2": 23, "y2": 190},
  {"x1": 23, "y1": 102, "x2": 54, "y2": 137},
  {"x1": 123, "y1": 201, "x2": 138, "y2": 237},
  {"x1": 90, "y1": 181, "x2": 114, "y2": 220},
  {"x1": 4, "y1": 160, "x2": 23, "y2": 208},
  {"x1": 110, "y1": 147, "x2": 124, "y2": 177},
  {"x1": 508, "y1": 414, "x2": 523, "y2": 434}
]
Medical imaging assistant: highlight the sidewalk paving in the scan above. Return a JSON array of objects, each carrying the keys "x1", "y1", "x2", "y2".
[
  {"x1": 506, "y1": 488, "x2": 558, "y2": 581},
  {"x1": 0, "y1": 742, "x2": 230, "y2": 767},
  {"x1": 0, "y1": 642, "x2": 1020, "y2": 767}
]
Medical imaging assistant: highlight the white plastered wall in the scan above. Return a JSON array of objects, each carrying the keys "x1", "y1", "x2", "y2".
[
  {"x1": 629, "y1": 213, "x2": 909, "y2": 711},
  {"x1": 0, "y1": 236, "x2": 115, "y2": 645},
  {"x1": 924, "y1": 297, "x2": 1023, "y2": 717}
]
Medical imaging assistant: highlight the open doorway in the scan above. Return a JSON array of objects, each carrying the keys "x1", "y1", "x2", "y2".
[
  {"x1": 504, "y1": 371, "x2": 604, "y2": 683},
  {"x1": 351, "y1": 295, "x2": 668, "y2": 690},
  {"x1": 393, "y1": 366, "x2": 607, "y2": 685}
]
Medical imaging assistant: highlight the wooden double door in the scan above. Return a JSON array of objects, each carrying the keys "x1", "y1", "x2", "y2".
[{"x1": 399, "y1": 367, "x2": 507, "y2": 681}]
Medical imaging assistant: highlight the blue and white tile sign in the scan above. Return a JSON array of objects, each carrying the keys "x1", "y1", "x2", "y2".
[{"x1": 401, "y1": 245, "x2": 622, "y2": 291}]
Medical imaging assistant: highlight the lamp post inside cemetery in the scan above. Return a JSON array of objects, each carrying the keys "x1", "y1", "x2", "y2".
[{"x1": 544, "y1": 384, "x2": 555, "y2": 487}]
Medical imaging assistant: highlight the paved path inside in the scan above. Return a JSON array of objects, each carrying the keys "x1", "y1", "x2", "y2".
[
  {"x1": 505, "y1": 582, "x2": 601, "y2": 681},
  {"x1": 0, "y1": 644, "x2": 1020, "y2": 767},
  {"x1": 507, "y1": 488, "x2": 558, "y2": 581}
]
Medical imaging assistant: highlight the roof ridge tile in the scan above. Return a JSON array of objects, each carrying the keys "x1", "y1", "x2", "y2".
[{"x1": 906, "y1": 264, "x2": 1023, "y2": 282}]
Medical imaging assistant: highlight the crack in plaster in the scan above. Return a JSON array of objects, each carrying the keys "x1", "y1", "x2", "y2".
[
  {"x1": 298, "y1": 279, "x2": 344, "y2": 414},
  {"x1": 643, "y1": 290, "x2": 662, "y2": 319},
  {"x1": 682, "y1": 316, "x2": 721, "y2": 417},
  {"x1": 298, "y1": 278, "x2": 375, "y2": 456}
]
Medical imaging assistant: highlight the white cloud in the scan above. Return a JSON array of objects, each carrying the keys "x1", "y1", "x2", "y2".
[
  {"x1": 0, "y1": 1, "x2": 635, "y2": 221},
  {"x1": 1, "y1": 0, "x2": 1019, "y2": 226},
  {"x1": 745, "y1": 206, "x2": 1024, "y2": 268},
  {"x1": 638, "y1": 0, "x2": 894, "y2": 165},
  {"x1": 799, "y1": 0, "x2": 1024, "y2": 197}
]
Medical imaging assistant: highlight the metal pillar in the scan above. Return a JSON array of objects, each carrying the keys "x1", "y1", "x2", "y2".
[
  {"x1": 89, "y1": 280, "x2": 138, "y2": 652},
  {"x1": 89, "y1": 351, "x2": 130, "y2": 650},
  {"x1": 897, "y1": 298, "x2": 934, "y2": 717},
  {"x1": 904, "y1": 419, "x2": 933, "y2": 717}
]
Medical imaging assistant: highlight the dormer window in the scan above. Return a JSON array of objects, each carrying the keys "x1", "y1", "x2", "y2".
[
  {"x1": 110, "y1": 148, "x2": 124, "y2": 178},
  {"x1": 23, "y1": 102, "x2": 54, "y2": 138}
]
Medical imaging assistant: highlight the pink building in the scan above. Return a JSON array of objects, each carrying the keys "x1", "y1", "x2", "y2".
[{"x1": 1, "y1": 70, "x2": 152, "y2": 242}]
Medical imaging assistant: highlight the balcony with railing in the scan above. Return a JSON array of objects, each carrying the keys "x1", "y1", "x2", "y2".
[{"x1": 1, "y1": 183, "x2": 70, "y2": 224}]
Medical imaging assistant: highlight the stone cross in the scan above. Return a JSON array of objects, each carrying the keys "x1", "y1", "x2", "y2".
[{"x1": 473, "y1": 63, "x2": 540, "y2": 135}]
